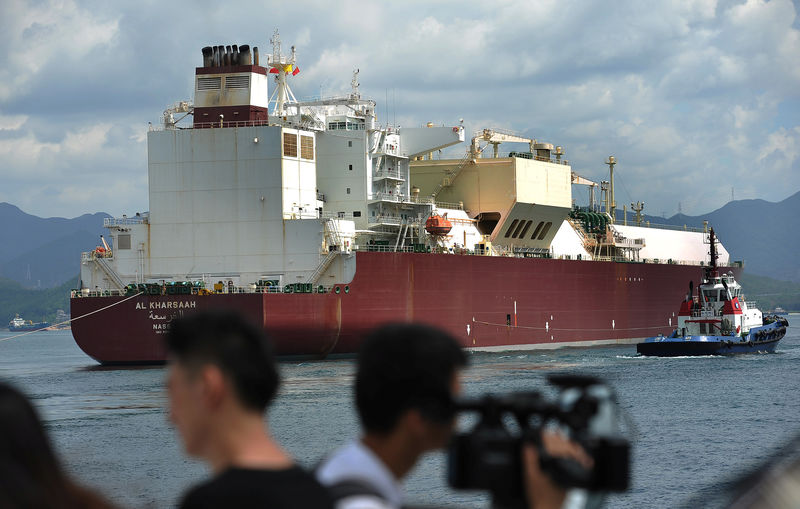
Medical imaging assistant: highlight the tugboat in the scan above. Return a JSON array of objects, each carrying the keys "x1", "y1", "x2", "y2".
[{"x1": 637, "y1": 229, "x2": 788, "y2": 356}]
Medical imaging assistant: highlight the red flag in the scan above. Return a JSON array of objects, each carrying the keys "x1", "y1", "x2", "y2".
[
  {"x1": 269, "y1": 67, "x2": 279, "y2": 74},
  {"x1": 292, "y1": 67, "x2": 300, "y2": 76}
]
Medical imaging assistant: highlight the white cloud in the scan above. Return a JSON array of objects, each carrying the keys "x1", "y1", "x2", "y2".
[
  {"x1": 0, "y1": 0, "x2": 119, "y2": 101},
  {"x1": 0, "y1": 113, "x2": 27, "y2": 130}
]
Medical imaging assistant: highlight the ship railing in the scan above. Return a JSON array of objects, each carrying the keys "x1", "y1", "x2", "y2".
[
  {"x1": 355, "y1": 245, "x2": 417, "y2": 253},
  {"x1": 430, "y1": 200, "x2": 466, "y2": 211},
  {"x1": 373, "y1": 170, "x2": 406, "y2": 180},
  {"x1": 71, "y1": 284, "x2": 341, "y2": 298},
  {"x1": 320, "y1": 211, "x2": 359, "y2": 220},
  {"x1": 104, "y1": 216, "x2": 147, "y2": 227},
  {"x1": 367, "y1": 215, "x2": 423, "y2": 225},
  {"x1": 81, "y1": 251, "x2": 114, "y2": 262},
  {"x1": 183, "y1": 120, "x2": 272, "y2": 130},
  {"x1": 622, "y1": 221, "x2": 707, "y2": 233}
]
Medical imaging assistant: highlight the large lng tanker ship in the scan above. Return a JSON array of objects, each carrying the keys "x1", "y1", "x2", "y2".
[{"x1": 71, "y1": 33, "x2": 740, "y2": 364}]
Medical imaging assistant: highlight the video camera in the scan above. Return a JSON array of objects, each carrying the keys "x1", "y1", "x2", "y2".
[{"x1": 447, "y1": 374, "x2": 630, "y2": 509}]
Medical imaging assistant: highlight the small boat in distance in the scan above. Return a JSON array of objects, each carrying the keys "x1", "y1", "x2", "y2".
[
  {"x1": 637, "y1": 229, "x2": 788, "y2": 357},
  {"x1": 8, "y1": 315, "x2": 51, "y2": 332},
  {"x1": 769, "y1": 307, "x2": 789, "y2": 316}
]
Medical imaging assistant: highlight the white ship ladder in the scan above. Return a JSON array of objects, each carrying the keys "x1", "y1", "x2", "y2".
[
  {"x1": 306, "y1": 250, "x2": 340, "y2": 285},
  {"x1": 93, "y1": 256, "x2": 126, "y2": 290},
  {"x1": 430, "y1": 151, "x2": 472, "y2": 199},
  {"x1": 394, "y1": 221, "x2": 408, "y2": 252}
]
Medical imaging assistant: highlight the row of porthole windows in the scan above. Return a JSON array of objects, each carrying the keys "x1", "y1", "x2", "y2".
[{"x1": 504, "y1": 219, "x2": 553, "y2": 240}]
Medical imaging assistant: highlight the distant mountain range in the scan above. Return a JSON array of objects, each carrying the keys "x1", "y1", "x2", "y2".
[
  {"x1": 0, "y1": 203, "x2": 108, "y2": 288},
  {"x1": 0, "y1": 190, "x2": 799, "y2": 290}
]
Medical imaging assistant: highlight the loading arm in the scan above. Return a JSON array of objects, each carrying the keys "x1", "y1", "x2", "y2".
[{"x1": 470, "y1": 128, "x2": 535, "y2": 158}]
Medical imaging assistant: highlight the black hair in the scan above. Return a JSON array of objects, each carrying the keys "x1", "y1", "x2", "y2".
[
  {"x1": 355, "y1": 323, "x2": 467, "y2": 433},
  {"x1": 0, "y1": 382, "x2": 114, "y2": 508},
  {"x1": 165, "y1": 310, "x2": 280, "y2": 413}
]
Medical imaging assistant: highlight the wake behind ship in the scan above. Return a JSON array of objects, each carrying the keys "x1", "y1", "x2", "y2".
[{"x1": 71, "y1": 32, "x2": 741, "y2": 364}]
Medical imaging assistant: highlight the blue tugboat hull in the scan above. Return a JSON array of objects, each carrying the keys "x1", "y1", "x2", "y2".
[{"x1": 636, "y1": 321, "x2": 787, "y2": 357}]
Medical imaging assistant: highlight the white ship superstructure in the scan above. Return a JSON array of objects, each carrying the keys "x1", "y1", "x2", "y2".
[{"x1": 81, "y1": 33, "x2": 466, "y2": 292}]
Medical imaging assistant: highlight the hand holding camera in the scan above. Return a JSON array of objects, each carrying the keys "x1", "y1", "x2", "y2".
[{"x1": 448, "y1": 374, "x2": 630, "y2": 509}]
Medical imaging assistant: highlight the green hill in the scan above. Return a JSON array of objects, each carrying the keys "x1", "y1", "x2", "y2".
[
  {"x1": 0, "y1": 275, "x2": 78, "y2": 326},
  {"x1": 738, "y1": 272, "x2": 800, "y2": 312}
]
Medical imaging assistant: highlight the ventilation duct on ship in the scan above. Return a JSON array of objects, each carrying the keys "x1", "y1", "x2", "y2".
[
  {"x1": 253, "y1": 46, "x2": 259, "y2": 66},
  {"x1": 212, "y1": 46, "x2": 220, "y2": 66},
  {"x1": 240, "y1": 44, "x2": 251, "y2": 65},
  {"x1": 225, "y1": 45, "x2": 232, "y2": 66},
  {"x1": 202, "y1": 46, "x2": 213, "y2": 67},
  {"x1": 232, "y1": 44, "x2": 239, "y2": 65}
]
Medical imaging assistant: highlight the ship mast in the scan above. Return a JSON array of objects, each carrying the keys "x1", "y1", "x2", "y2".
[
  {"x1": 707, "y1": 227, "x2": 719, "y2": 279},
  {"x1": 267, "y1": 29, "x2": 298, "y2": 117}
]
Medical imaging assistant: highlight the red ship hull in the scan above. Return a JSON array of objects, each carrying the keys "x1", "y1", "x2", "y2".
[{"x1": 70, "y1": 252, "x2": 739, "y2": 364}]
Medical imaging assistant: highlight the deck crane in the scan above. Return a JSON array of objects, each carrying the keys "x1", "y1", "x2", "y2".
[
  {"x1": 470, "y1": 128, "x2": 536, "y2": 158},
  {"x1": 571, "y1": 172, "x2": 599, "y2": 210}
]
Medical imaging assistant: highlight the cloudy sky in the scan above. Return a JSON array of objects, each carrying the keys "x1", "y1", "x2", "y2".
[{"x1": 1, "y1": 0, "x2": 798, "y2": 219}]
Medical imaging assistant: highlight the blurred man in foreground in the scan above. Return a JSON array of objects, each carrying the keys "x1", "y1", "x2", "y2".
[
  {"x1": 165, "y1": 311, "x2": 331, "y2": 509},
  {"x1": 316, "y1": 322, "x2": 589, "y2": 509}
]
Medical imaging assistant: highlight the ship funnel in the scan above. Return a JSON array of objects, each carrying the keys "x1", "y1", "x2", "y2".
[
  {"x1": 232, "y1": 44, "x2": 239, "y2": 65},
  {"x1": 202, "y1": 46, "x2": 213, "y2": 67},
  {"x1": 225, "y1": 45, "x2": 232, "y2": 66},
  {"x1": 253, "y1": 46, "x2": 259, "y2": 66},
  {"x1": 239, "y1": 44, "x2": 251, "y2": 65}
]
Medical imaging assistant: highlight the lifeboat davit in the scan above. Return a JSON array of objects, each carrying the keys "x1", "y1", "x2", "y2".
[{"x1": 425, "y1": 213, "x2": 452, "y2": 236}]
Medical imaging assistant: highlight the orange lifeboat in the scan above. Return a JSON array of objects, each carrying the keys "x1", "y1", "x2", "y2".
[{"x1": 425, "y1": 213, "x2": 452, "y2": 236}]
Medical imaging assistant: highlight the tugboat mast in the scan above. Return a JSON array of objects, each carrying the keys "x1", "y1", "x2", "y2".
[{"x1": 707, "y1": 227, "x2": 719, "y2": 279}]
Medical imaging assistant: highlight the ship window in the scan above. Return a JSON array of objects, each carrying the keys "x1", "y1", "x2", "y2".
[
  {"x1": 225, "y1": 75, "x2": 250, "y2": 89},
  {"x1": 328, "y1": 123, "x2": 337, "y2": 130},
  {"x1": 353, "y1": 211, "x2": 362, "y2": 217},
  {"x1": 283, "y1": 132, "x2": 297, "y2": 157},
  {"x1": 196, "y1": 77, "x2": 221, "y2": 90},
  {"x1": 511, "y1": 220, "x2": 526, "y2": 238},
  {"x1": 117, "y1": 234, "x2": 131, "y2": 250},
  {"x1": 504, "y1": 219, "x2": 519, "y2": 238},
  {"x1": 348, "y1": 164, "x2": 353, "y2": 171},
  {"x1": 337, "y1": 121, "x2": 346, "y2": 129},
  {"x1": 300, "y1": 135, "x2": 314, "y2": 160},
  {"x1": 348, "y1": 141, "x2": 353, "y2": 148},
  {"x1": 346, "y1": 187, "x2": 351, "y2": 194},
  {"x1": 537, "y1": 222, "x2": 553, "y2": 240},
  {"x1": 519, "y1": 220, "x2": 533, "y2": 238},
  {"x1": 530, "y1": 221, "x2": 544, "y2": 240}
]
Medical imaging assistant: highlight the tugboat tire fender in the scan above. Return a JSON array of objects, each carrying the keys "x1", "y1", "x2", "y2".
[{"x1": 748, "y1": 340, "x2": 753, "y2": 347}]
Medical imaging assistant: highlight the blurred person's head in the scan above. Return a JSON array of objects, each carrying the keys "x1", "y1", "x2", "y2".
[
  {"x1": 0, "y1": 382, "x2": 114, "y2": 508},
  {"x1": 356, "y1": 323, "x2": 467, "y2": 450},
  {"x1": 165, "y1": 311, "x2": 280, "y2": 457}
]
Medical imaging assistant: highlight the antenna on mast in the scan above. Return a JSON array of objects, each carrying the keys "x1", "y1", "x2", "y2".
[
  {"x1": 350, "y1": 69, "x2": 360, "y2": 100},
  {"x1": 266, "y1": 29, "x2": 298, "y2": 118}
]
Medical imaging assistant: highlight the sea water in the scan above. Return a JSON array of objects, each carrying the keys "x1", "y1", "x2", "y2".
[{"x1": 0, "y1": 319, "x2": 798, "y2": 509}]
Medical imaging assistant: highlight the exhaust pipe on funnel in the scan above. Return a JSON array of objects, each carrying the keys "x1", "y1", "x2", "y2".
[
  {"x1": 202, "y1": 46, "x2": 213, "y2": 67},
  {"x1": 239, "y1": 44, "x2": 251, "y2": 65},
  {"x1": 253, "y1": 46, "x2": 259, "y2": 66},
  {"x1": 232, "y1": 44, "x2": 239, "y2": 65}
]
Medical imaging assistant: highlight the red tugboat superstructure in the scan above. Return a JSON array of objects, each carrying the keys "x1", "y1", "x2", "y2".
[{"x1": 71, "y1": 32, "x2": 743, "y2": 364}]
